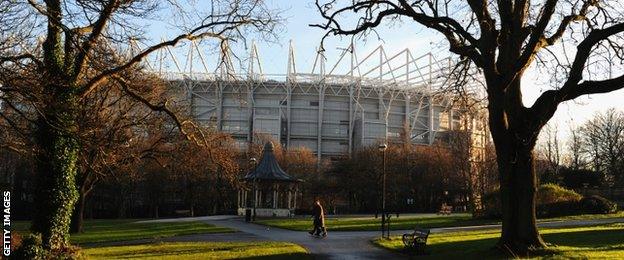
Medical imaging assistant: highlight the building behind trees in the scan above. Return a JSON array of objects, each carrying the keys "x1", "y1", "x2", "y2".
[
  {"x1": 1, "y1": 43, "x2": 495, "y2": 218},
  {"x1": 164, "y1": 43, "x2": 489, "y2": 161}
]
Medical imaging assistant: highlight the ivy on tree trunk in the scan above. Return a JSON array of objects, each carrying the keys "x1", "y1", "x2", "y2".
[{"x1": 31, "y1": 90, "x2": 80, "y2": 250}]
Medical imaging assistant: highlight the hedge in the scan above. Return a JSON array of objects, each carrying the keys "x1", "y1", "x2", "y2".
[{"x1": 479, "y1": 184, "x2": 617, "y2": 218}]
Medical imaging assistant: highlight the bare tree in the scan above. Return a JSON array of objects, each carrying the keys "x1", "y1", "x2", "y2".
[
  {"x1": 313, "y1": 0, "x2": 624, "y2": 253},
  {"x1": 70, "y1": 72, "x2": 174, "y2": 233},
  {"x1": 567, "y1": 122, "x2": 585, "y2": 170},
  {"x1": 536, "y1": 123, "x2": 561, "y2": 183},
  {"x1": 446, "y1": 130, "x2": 474, "y2": 208},
  {"x1": 0, "y1": 0, "x2": 279, "y2": 251},
  {"x1": 167, "y1": 133, "x2": 240, "y2": 216},
  {"x1": 578, "y1": 108, "x2": 624, "y2": 186}
]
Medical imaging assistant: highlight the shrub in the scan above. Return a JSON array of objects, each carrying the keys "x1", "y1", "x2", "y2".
[
  {"x1": 10, "y1": 232, "x2": 22, "y2": 254},
  {"x1": 12, "y1": 233, "x2": 85, "y2": 260},
  {"x1": 535, "y1": 184, "x2": 583, "y2": 217},
  {"x1": 47, "y1": 244, "x2": 84, "y2": 260},
  {"x1": 479, "y1": 184, "x2": 584, "y2": 218},
  {"x1": 536, "y1": 183, "x2": 582, "y2": 205},
  {"x1": 580, "y1": 195, "x2": 618, "y2": 214},
  {"x1": 12, "y1": 233, "x2": 45, "y2": 260},
  {"x1": 536, "y1": 200, "x2": 581, "y2": 218}
]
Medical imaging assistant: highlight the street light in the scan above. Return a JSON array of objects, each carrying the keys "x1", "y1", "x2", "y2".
[
  {"x1": 249, "y1": 157, "x2": 257, "y2": 221},
  {"x1": 378, "y1": 143, "x2": 388, "y2": 239}
]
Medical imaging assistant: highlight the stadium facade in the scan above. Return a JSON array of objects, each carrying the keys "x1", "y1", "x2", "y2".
[{"x1": 159, "y1": 42, "x2": 488, "y2": 161}]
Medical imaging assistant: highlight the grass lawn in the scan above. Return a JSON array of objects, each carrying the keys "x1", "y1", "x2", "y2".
[
  {"x1": 374, "y1": 223, "x2": 624, "y2": 259},
  {"x1": 256, "y1": 211, "x2": 624, "y2": 232},
  {"x1": 544, "y1": 211, "x2": 624, "y2": 221},
  {"x1": 256, "y1": 213, "x2": 492, "y2": 231},
  {"x1": 14, "y1": 219, "x2": 234, "y2": 244},
  {"x1": 83, "y1": 241, "x2": 310, "y2": 259}
]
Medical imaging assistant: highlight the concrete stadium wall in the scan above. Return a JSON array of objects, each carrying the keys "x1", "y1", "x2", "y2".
[{"x1": 173, "y1": 79, "x2": 485, "y2": 160}]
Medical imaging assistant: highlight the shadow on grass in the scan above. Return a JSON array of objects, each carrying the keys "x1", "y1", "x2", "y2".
[
  {"x1": 89, "y1": 247, "x2": 223, "y2": 258},
  {"x1": 238, "y1": 252, "x2": 313, "y2": 260},
  {"x1": 70, "y1": 220, "x2": 232, "y2": 244},
  {"x1": 84, "y1": 241, "x2": 311, "y2": 259},
  {"x1": 257, "y1": 215, "x2": 500, "y2": 232},
  {"x1": 543, "y1": 227, "x2": 623, "y2": 248},
  {"x1": 391, "y1": 225, "x2": 624, "y2": 259},
  {"x1": 404, "y1": 237, "x2": 505, "y2": 259},
  {"x1": 89, "y1": 244, "x2": 310, "y2": 258}
]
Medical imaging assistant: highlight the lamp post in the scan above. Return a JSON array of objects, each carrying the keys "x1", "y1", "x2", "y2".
[
  {"x1": 249, "y1": 157, "x2": 257, "y2": 221},
  {"x1": 378, "y1": 143, "x2": 388, "y2": 238}
]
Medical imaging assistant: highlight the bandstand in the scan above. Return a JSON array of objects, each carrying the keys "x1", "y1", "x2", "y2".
[{"x1": 237, "y1": 142, "x2": 301, "y2": 218}]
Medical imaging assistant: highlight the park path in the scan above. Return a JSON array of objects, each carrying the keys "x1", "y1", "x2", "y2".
[
  {"x1": 198, "y1": 216, "x2": 407, "y2": 260},
  {"x1": 139, "y1": 215, "x2": 408, "y2": 259},
  {"x1": 135, "y1": 215, "x2": 624, "y2": 260}
]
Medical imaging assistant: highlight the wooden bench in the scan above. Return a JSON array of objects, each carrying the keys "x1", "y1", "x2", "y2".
[
  {"x1": 402, "y1": 228, "x2": 430, "y2": 254},
  {"x1": 174, "y1": 209, "x2": 191, "y2": 217},
  {"x1": 437, "y1": 204, "x2": 452, "y2": 215}
]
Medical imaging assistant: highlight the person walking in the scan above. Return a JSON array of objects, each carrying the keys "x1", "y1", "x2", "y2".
[{"x1": 309, "y1": 199, "x2": 327, "y2": 237}]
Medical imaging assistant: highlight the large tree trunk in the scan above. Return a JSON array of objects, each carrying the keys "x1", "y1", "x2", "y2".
[
  {"x1": 496, "y1": 143, "x2": 546, "y2": 254},
  {"x1": 31, "y1": 91, "x2": 80, "y2": 250},
  {"x1": 487, "y1": 76, "x2": 548, "y2": 255}
]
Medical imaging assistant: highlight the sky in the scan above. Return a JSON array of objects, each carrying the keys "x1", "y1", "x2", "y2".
[{"x1": 148, "y1": 0, "x2": 624, "y2": 144}]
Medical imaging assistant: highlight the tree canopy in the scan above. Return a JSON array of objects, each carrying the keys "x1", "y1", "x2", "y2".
[{"x1": 0, "y1": 0, "x2": 280, "y2": 253}]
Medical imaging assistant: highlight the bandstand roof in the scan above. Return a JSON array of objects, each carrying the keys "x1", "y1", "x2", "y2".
[{"x1": 243, "y1": 142, "x2": 300, "y2": 182}]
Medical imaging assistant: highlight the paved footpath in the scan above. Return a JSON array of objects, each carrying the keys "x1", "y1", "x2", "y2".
[
  {"x1": 140, "y1": 215, "x2": 407, "y2": 259},
  {"x1": 202, "y1": 217, "x2": 407, "y2": 260},
  {"x1": 135, "y1": 216, "x2": 624, "y2": 260}
]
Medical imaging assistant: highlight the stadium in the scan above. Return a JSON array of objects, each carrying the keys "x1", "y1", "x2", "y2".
[{"x1": 156, "y1": 42, "x2": 488, "y2": 160}]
